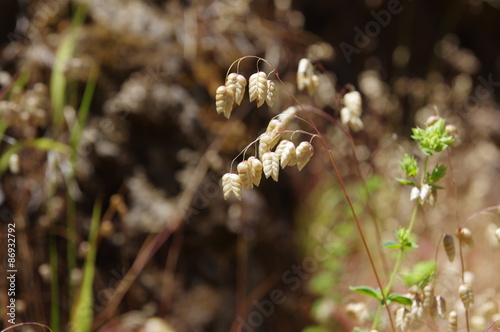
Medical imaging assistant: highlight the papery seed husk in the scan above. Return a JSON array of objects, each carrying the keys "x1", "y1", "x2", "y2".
[
  {"x1": 280, "y1": 140, "x2": 296, "y2": 168},
  {"x1": 222, "y1": 173, "x2": 242, "y2": 200},
  {"x1": 266, "y1": 80, "x2": 276, "y2": 107},
  {"x1": 448, "y1": 311, "x2": 457, "y2": 332},
  {"x1": 297, "y1": 58, "x2": 313, "y2": 92},
  {"x1": 248, "y1": 156, "x2": 263, "y2": 187},
  {"x1": 307, "y1": 74, "x2": 319, "y2": 96},
  {"x1": 457, "y1": 227, "x2": 474, "y2": 247},
  {"x1": 226, "y1": 73, "x2": 247, "y2": 105},
  {"x1": 423, "y1": 283, "x2": 434, "y2": 309},
  {"x1": 216, "y1": 85, "x2": 234, "y2": 117},
  {"x1": 343, "y1": 91, "x2": 362, "y2": 117},
  {"x1": 237, "y1": 160, "x2": 253, "y2": 189},
  {"x1": 443, "y1": 234, "x2": 455, "y2": 262},
  {"x1": 249, "y1": 71, "x2": 267, "y2": 107},
  {"x1": 259, "y1": 133, "x2": 272, "y2": 159},
  {"x1": 459, "y1": 283, "x2": 474, "y2": 310},
  {"x1": 266, "y1": 119, "x2": 284, "y2": 149},
  {"x1": 262, "y1": 152, "x2": 279, "y2": 182},
  {"x1": 436, "y1": 295, "x2": 446, "y2": 318},
  {"x1": 278, "y1": 106, "x2": 297, "y2": 126},
  {"x1": 295, "y1": 141, "x2": 314, "y2": 171}
]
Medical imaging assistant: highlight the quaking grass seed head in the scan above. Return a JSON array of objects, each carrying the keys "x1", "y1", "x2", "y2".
[
  {"x1": 222, "y1": 173, "x2": 242, "y2": 200},
  {"x1": 448, "y1": 310, "x2": 458, "y2": 332},
  {"x1": 237, "y1": 160, "x2": 253, "y2": 189},
  {"x1": 262, "y1": 151, "x2": 279, "y2": 182},
  {"x1": 457, "y1": 227, "x2": 474, "y2": 247},
  {"x1": 443, "y1": 234, "x2": 455, "y2": 262},
  {"x1": 215, "y1": 85, "x2": 235, "y2": 119},
  {"x1": 225, "y1": 73, "x2": 247, "y2": 106},
  {"x1": 459, "y1": 283, "x2": 474, "y2": 310},
  {"x1": 249, "y1": 71, "x2": 268, "y2": 107}
]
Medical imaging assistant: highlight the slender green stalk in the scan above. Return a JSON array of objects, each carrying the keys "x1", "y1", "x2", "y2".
[
  {"x1": 67, "y1": 64, "x2": 99, "y2": 303},
  {"x1": 70, "y1": 198, "x2": 102, "y2": 332},
  {"x1": 49, "y1": 235, "x2": 60, "y2": 332}
]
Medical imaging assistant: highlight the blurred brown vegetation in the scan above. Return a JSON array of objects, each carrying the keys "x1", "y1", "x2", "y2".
[{"x1": 1, "y1": 0, "x2": 500, "y2": 332}]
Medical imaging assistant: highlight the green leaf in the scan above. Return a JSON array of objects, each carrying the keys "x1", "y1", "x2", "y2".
[
  {"x1": 0, "y1": 138, "x2": 71, "y2": 175},
  {"x1": 382, "y1": 241, "x2": 401, "y2": 249},
  {"x1": 404, "y1": 241, "x2": 419, "y2": 249},
  {"x1": 395, "y1": 178, "x2": 415, "y2": 186},
  {"x1": 400, "y1": 154, "x2": 419, "y2": 177},
  {"x1": 388, "y1": 293, "x2": 412, "y2": 306},
  {"x1": 428, "y1": 164, "x2": 447, "y2": 183},
  {"x1": 401, "y1": 260, "x2": 436, "y2": 287},
  {"x1": 428, "y1": 184, "x2": 444, "y2": 190},
  {"x1": 349, "y1": 286, "x2": 382, "y2": 300}
]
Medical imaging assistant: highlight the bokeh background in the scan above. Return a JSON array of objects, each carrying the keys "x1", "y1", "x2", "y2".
[{"x1": 1, "y1": 0, "x2": 500, "y2": 331}]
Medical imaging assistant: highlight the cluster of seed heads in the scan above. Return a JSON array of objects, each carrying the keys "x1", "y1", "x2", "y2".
[
  {"x1": 395, "y1": 284, "x2": 451, "y2": 332},
  {"x1": 215, "y1": 70, "x2": 275, "y2": 119},
  {"x1": 221, "y1": 106, "x2": 315, "y2": 200}
]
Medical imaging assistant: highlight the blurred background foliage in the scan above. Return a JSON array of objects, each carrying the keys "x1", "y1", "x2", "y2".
[{"x1": 1, "y1": 0, "x2": 500, "y2": 331}]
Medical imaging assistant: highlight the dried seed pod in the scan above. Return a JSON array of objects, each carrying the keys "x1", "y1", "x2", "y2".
[
  {"x1": 410, "y1": 298, "x2": 423, "y2": 321},
  {"x1": 419, "y1": 184, "x2": 432, "y2": 204},
  {"x1": 266, "y1": 80, "x2": 276, "y2": 107},
  {"x1": 443, "y1": 234, "x2": 455, "y2": 262},
  {"x1": 426, "y1": 115, "x2": 441, "y2": 126},
  {"x1": 266, "y1": 119, "x2": 285, "y2": 149},
  {"x1": 275, "y1": 139, "x2": 290, "y2": 160},
  {"x1": 248, "y1": 156, "x2": 263, "y2": 187},
  {"x1": 237, "y1": 160, "x2": 253, "y2": 189},
  {"x1": 457, "y1": 227, "x2": 474, "y2": 247},
  {"x1": 259, "y1": 133, "x2": 273, "y2": 159},
  {"x1": 215, "y1": 85, "x2": 235, "y2": 119},
  {"x1": 496, "y1": 228, "x2": 500, "y2": 243},
  {"x1": 410, "y1": 187, "x2": 420, "y2": 202},
  {"x1": 436, "y1": 295, "x2": 446, "y2": 318},
  {"x1": 297, "y1": 58, "x2": 314, "y2": 92},
  {"x1": 395, "y1": 307, "x2": 408, "y2": 332},
  {"x1": 278, "y1": 106, "x2": 297, "y2": 127},
  {"x1": 222, "y1": 173, "x2": 242, "y2": 200},
  {"x1": 459, "y1": 283, "x2": 474, "y2": 310},
  {"x1": 279, "y1": 140, "x2": 296, "y2": 168},
  {"x1": 343, "y1": 91, "x2": 362, "y2": 117},
  {"x1": 249, "y1": 71, "x2": 267, "y2": 107},
  {"x1": 295, "y1": 141, "x2": 314, "y2": 171},
  {"x1": 308, "y1": 74, "x2": 319, "y2": 96},
  {"x1": 448, "y1": 310, "x2": 457, "y2": 332},
  {"x1": 262, "y1": 152, "x2": 279, "y2": 182},
  {"x1": 225, "y1": 73, "x2": 247, "y2": 105},
  {"x1": 423, "y1": 283, "x2": 434, "y2": 309}
]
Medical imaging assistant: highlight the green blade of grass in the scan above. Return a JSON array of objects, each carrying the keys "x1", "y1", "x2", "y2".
[
  {"x1": 49, "y1": 235, "x2": 60, "y2": 332},
  {"x1": 69, "y1": 197, "x2": 102, "y2": 332},
  {"x1": 50, "y1": 3, "x2": 88, "y2": 133},
  {"x1": 0, "y1": 138, "x2": 70, "y2": 175}
]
